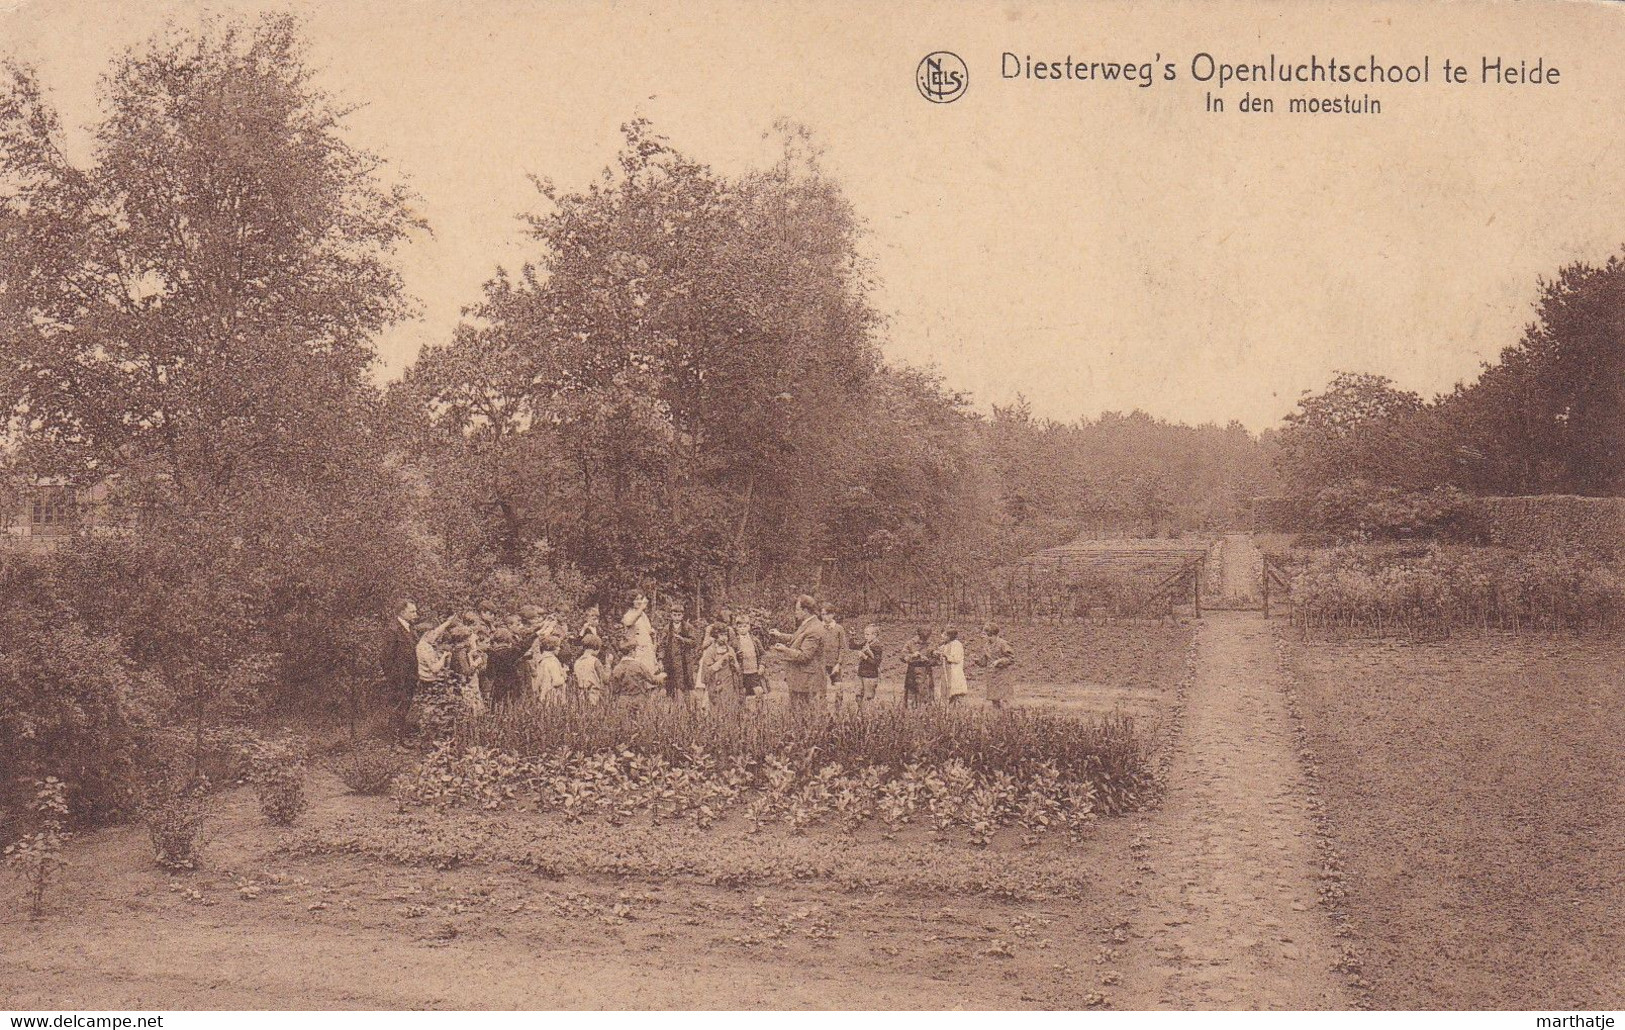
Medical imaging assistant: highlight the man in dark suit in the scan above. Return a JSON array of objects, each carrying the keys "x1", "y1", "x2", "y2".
[
  {"x1": 770, "y1": 595, "x2": 826, "y2": 710},
  {"x1": 382, "y1": 599, "x2": 420, "y2": 739}
]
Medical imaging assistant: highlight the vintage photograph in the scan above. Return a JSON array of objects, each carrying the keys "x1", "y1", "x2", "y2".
[{"x1": 0, "y1": 0, "x2": 1620, "y2": 1014}]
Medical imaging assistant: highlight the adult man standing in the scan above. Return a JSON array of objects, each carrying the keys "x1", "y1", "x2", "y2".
[
  {"x1": 381, "y1": 599, "x2": 420, "y2": 740},
  {"x1": 771, "y1": 595, "x2": 826, "y2": 710}
]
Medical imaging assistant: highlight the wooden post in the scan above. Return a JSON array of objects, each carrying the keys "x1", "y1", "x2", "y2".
[{"x1": 1262, "y1": 559, "x2": 1271, "y2": 619}]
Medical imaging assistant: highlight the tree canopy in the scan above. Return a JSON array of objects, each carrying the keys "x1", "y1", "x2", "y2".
[
  {"x1": 395, "y1": 120, "x2": 981, "y2": 601},
  {"x1": 1279, "y1": 252, "x2": 1625, "y2": 515},
  {"x1": 0, "y1": 13, "x2": 420, "y2": 493}
]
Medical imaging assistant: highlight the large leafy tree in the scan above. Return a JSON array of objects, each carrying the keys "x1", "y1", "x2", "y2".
[
  {"x1": 0, "y1": 14, "x2": 419, "y2": 492},
  {"x1": 1443, "y1": 253, "x2": 1625, "y2": 495},
  {"x1": 0, "y1": 16, "x2": 434, "y2": 716},
  {"x1": 1274, "y1": 252, "x2": 1625, "y2": 504},
  {"x1": 1276, "y1": 371, "x2": 1436, "y2": 496},
  {"x1": 401, "y1": 120, "x2": 886, "y2": 600}
]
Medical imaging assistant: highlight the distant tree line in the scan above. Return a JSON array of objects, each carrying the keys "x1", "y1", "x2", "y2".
[
  {"x1": 982, "y1": 402, "x2": 1280, "y2": 545},
  {"x1": 1275, "y1": 258, "x2": 1624, "y2": 539}
]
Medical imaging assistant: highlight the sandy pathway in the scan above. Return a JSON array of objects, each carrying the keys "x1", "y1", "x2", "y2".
[
  {"x1": 1217, "y1": 532, "x2": 1264, "y2": 603},
  {"x1": 1114, "y1": 610, "x2": 1350, "y2": 1009}
]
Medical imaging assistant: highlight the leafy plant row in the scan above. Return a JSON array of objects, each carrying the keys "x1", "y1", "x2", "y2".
[
  {"x1": 282, "y1": 810, "x2": 1100, "y2": 900},
  {"x1": 399, "y1": 724, "x2": 1149, "y2": 846},
  {"x1": 1286, "y1": 545, "x2": 1624, "y2": 638},
  {"x1": 453, "y1": 701, "x2": 1148, "y2": 791}
]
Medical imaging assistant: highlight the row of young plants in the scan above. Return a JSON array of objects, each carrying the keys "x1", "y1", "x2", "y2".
[
  {"x1": 455, "y1": 701, "x2": 1147, "y2": 794},
  {"x1": 1285, "y1": 544, "x2": 1624, "y2": 638},
  {"x1": 397, "y1": 743, "x2": 1109, "y2": 846},
  {"x1": 398, "y1": 705, "x2": 1154, "y2": 844},
  {"x1": 282, "y1": 809, "x2": 1100, "y2": 900}
]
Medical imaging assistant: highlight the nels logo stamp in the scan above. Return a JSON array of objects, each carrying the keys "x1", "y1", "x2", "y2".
[{"x1": 917, "y1": 51, "x2": 968, "y2": 103}]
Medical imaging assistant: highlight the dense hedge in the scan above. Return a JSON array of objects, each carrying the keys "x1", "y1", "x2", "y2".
[{"x1": 1462, "y1": 496, "x2": 1625, "y2": 557}]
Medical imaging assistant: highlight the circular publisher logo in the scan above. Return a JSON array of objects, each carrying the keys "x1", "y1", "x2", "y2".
[{"x1": 917, "y1": 51, "x2": 968, "y2": 103}]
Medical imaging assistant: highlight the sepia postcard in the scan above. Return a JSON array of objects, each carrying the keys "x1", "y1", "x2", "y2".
[{"x1": 0, "y1": 0, "x2": 1621, "y2": 1019}]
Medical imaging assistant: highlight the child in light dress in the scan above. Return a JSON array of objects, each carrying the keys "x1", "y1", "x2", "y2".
[{"x1": 530, "y1": 634, "x2": 567, "y2": 703}]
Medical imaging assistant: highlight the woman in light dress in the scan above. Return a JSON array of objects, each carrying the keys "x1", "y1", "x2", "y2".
[
  {"x1": 621, "y1": 592, "x2": 659, "y2": 677},
  {"x1": 940, "y1": 627, "x2": 968, "y2": 704},
  {"x1": 979, "y1": 623, "x2": 1016, "y2": 709}
]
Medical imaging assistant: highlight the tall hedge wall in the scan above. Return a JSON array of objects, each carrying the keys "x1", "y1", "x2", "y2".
[{"x1": 1463, "y1": 495, "x2": 1625, "y2": 557}]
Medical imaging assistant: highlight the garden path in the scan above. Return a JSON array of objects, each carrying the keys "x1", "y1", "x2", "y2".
[
  {"x1": 1111, "y1": 610, "x2": 1351, "y2": 1009},
  {"x1": 1215, "y1": 533, "x2": 1265, "y2": 602}
]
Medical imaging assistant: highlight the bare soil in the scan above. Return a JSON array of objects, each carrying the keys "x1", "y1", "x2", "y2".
[
  {"x1": 1284, "y1": 632, "x2": 1625, "y2": 1008},
  {"x1": 1107, "y1": 612, "x2": 1354, "y2": 1009},
  {"x1": 0, "y1": 782, "x2": 1144, "y2": 1010}
]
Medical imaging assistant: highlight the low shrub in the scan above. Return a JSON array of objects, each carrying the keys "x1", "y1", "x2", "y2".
[
  {"x1": 251, "y1": 751, "x2": 310, "y2": 826},
  {"x1": 333, "y1": 746, "x2": 407, "y2": 795},
  {"x1": 140, "y1": 771, "x2": 210, "y2": 870},
  {"x1": 4, "y1": 777, "x2": 71, "y2": 919}
]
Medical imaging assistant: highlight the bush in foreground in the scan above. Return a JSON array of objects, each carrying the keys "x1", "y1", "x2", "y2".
[
  {"x1": 4, "y1": 778, "x2": 71, "y2": 919},
  {"x1": 333, "y1": 746, "x2": 408, "y2": 795},
  {"x1": 140, "y1": 772, "x2": 210, "y2": 870},
  {"x1": 252, "y1": 759, "x2": 310, "y2": 827}
]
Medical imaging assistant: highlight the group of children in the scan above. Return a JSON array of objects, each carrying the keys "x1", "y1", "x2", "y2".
[
  {"x1": 408, "y1": 602, "x2": 589, "y2": 725},
  {"x1": 606, "y1": 592, "x2": 890, "y2": 710},
  {"x1": 403, "y1": 592, "x2": 1018, "y2": 728},
  {"x1": 898, "y1": 624, "x2": 1017, "y2": 707}
]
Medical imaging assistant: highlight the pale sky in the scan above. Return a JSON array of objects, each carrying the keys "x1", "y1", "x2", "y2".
[{"x1": 4, "y1": 0, "x2": 1623, "y2": 429}]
